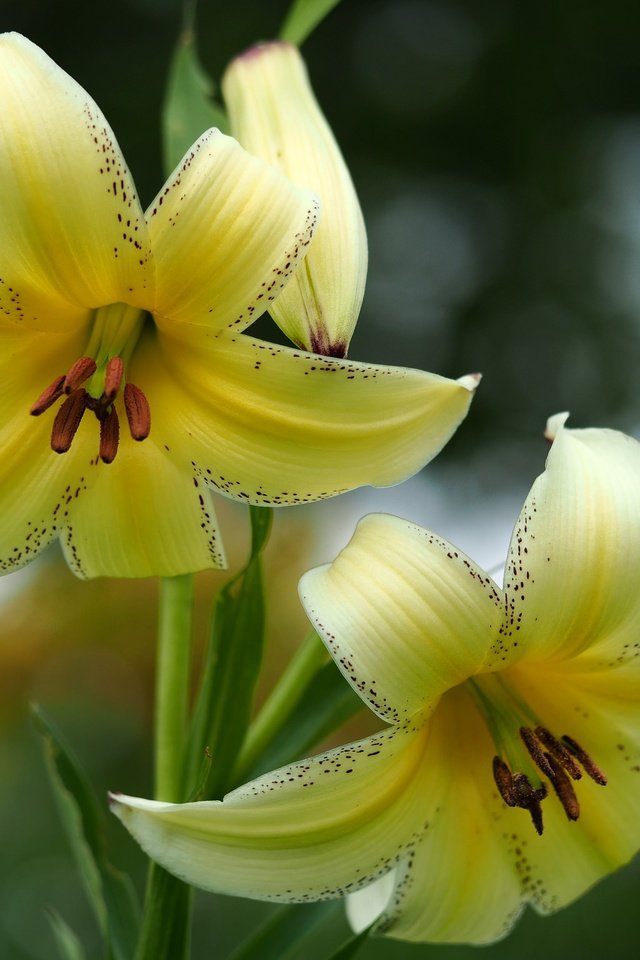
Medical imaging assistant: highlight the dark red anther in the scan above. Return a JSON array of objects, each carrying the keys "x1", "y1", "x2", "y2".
[
  {"x1": 63, "y1": 356, "x2": 97, "y2": 393},
  {"x1": 104, "y1": 356, "x2": 124, "y2": 400},
  {"x1": 520, "y1": 727, "x2": 555, "y2": 780},
  {"x1": 492, "y1": 756, "x2": 517, "y2": 806},
  {"x1": 561, "y1": 735, "x2": 608, "y2": 785},
  {"x1": 546, "y1": 754, "x2": 580, "y2": 821},
  {"x1": 535, "y1": 727, "x2": 582, "y2": 780},
  {"x1": 50, "y1": 389, "x2": 87, "y2": 453},
  {"x1": 30, "y1": 375, "x2": 65, "y2": 416},
  {"x1": 124, "y1": 382, "x2": 151, "y2": 440},
  {"x1": 99, "y1": 406, "x2": 120, "y2": 464}
]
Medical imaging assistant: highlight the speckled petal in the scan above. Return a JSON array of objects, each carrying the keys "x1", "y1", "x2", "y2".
[
  {"x1": 146, "y1": 128, "x2": 318, "y2": 332},
  {"x1": 61, "y1": 432, "x2": 225, "y2": 579},
  {"x1": 348, "y1": 687, "x2": 524, "y2": 944},
  {"x1": 495, "y1": 415, "x2": 640, "y2": 668},
  {"x1": 0, "y1": 330, "x2": 95, "y2": 572},
  {"x1": 223, "y1": 42, "x2": 367, "y2": 356},
  {"x1": 111, "y1": 718, "x2": 431, "y2": 902},
  {"x1": 300, "y1": 514, "x2": 503, "y2": 723},
  {"x1": 0, "y1": 33, "x2": 152, "y2": 331},
  {"x1": 144, "y1": 326, "x2": 478, "y2": 505}
]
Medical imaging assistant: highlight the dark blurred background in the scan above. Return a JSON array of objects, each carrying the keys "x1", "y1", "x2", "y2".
[{"x1": 1, "y1": 0, "x2": 640, "y2": 957}]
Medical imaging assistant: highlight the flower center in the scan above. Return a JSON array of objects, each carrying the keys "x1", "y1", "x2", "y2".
[
  {"x1": 30, "y1": 303, "x2": 151, "y2": 464},
  {"x1": 467, "y1": 673, "x2": 607, "y2": 835}
]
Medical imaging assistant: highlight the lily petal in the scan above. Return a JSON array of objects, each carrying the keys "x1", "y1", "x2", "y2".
[
  {"x1": 348, "y1": 687, "x2": 524, "y2": 944},
  {"x1": 141, "y1": 327, "x2": 479, "y2": 506},
  {"x1": 0, "y1": 33, "x2": 152, "y2": 330},
  {"x1": 61, "y1": 433, "x2": 225, "y2": 579},
  {"x1": 111, "y1": 719, "x2": 430, "y2": 902},
  {"x1": 146, "y1": 129, "x2": 318, "y2": 331},
  {"x1": 300, "y1": 514, "x2": 503, "y2": 723},
  {"x1": 497, "y1": 416, "x2": 640, "y2": 666},
  {"x1": 223, "y1": 42, "x2": 367, "y2": 356}
]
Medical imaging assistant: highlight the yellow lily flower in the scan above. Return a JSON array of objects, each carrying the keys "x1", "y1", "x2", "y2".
[
  {"x1": 111, "y1": 414, "x2": 640, "y2": 943},
  {"x1": 0, "y1": 33, "x2": 477, "y2": 579},
  {"x1": 223, "y1": 41, "x2": 367, "y2": 357}
]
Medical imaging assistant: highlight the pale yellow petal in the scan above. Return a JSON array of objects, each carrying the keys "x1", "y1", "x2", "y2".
[
  {"x1": 300, "y1": 514, "x2": 503, "y2": 723},
  {"x1": 143, "y1": 326, "x2": 478, "y2": 505},
  {"x1": 111, "y1": 719, "x2": 430, "y2": 902},
  {"x1": 61, "y1": 433, "x2": 225, "y2": 579},
  {"x1": 0, "y1": 34, "x2": 152, "y2": 331},
  {"x1": 495, "y1": 416, "x2": 640, "y2": 667},
  {"x1": 146, "y1": 129, "x2": 318, "y2": 332},
  {"x1": 348, "y1": 686, "x2": 524, "y2": 944},
  {"x1": 223, "y1": 42, "x2": 366, "y2": 356}
]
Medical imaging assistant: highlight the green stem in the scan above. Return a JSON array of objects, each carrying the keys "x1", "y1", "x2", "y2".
[
  {"x1": 155, "y1": 575, "x2": 195, "y2": 802},
  {"x1": 231, "y1": 630, "x2": 328, "y2": 785},
  {"x1": 135, "y1": 574, "x2": 195, "y2": 960}
]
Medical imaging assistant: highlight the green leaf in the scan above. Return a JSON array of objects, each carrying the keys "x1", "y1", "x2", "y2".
[
  {"x1": 134, "y1": 864, "x2": 192, "y2": 960},
  {"x1": 47, "y1": 909, "x2": 88, "y2": 960},
  {"x1": 162, "y1": 26, "x2": 228, "y2": 176},
  {"x1": 327, "y1": 925, "x2": 373, "y2": 959},
  {"x1": 185, "y1": 506, "x2": 273, "y2": 799},
  {"x1": 251, "y1": 658, "x2": 364, "y2": 778},
  {"x1": 228, "y1": 902, "x2": 339, "y2": 960},
  {"x1": 32, "y1": 705, "x2": 140, "y2": 960},
  {"x1": 279, "y1": 0, "x2": 343, "y2": 46}
]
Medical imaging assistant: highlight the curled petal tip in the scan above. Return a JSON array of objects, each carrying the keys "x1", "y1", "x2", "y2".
[
  {"x1": 457, "y1": 372, "x2": 482, "y2": 392},
  {"x1": 544, "y1": 411, "x2": 570, "y2": 443}
]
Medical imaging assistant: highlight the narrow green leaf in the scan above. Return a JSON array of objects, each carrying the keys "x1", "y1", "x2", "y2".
[
  {"x1": 32, "y1": 705, "x2": 140, "y2": 960},
  {"x1": 228, "y1": 902, "x2": 339, "y2": 960},
  {"x1": 185, "y1": 506, "x2": 273, "y2": 799},
  {"x1": 251, "y1": 659, "x2": 364, "y2": 778},
  {"x1": 279, "y1": 0, "x2": 343, "y2": 45},
  {"x1": 327, "y1": 925, "x2": 373, "y2": 959},
  {"x1": 47, "y1": 909, "x2": 88, "y2": 960},
  {"x1": 162, "y1": 27, "x2": 228, "y2": 176}
]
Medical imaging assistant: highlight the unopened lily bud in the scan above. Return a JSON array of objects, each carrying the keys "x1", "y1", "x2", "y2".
[{"x1": 222, "y1": 41, "x2": 367, "y2": 358}]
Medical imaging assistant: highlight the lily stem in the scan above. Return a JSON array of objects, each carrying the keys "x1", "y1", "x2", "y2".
[
  {"x1": 231, "y1": 629, "x2": 329, "y2": 785},
  {"x1": 155, "y1": 574, "x2": 195, "y2": 802},
  {"x1": 135, "y1": 574, "x2": 195, "y2": 960}
]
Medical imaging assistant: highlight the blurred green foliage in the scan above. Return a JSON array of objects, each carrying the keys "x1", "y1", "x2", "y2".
[{"x1": 2, "y1": 0, "x2": 640, "y2": 957}]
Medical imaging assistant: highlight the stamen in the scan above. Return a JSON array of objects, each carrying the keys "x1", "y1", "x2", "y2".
[
  {"x1": 63, "y1": 356, "x2": 97, "y2": 393},
  {"x1": 546, "y1": 754, "x2": 580, "y2": 821},
  {"x1": 492, "y1": 756, "x2": 517, "y2": 806},
  {"x1": 520, "y1": 727, "x2": 555, "y2": 779},
  {"x1": 30, "y1": 375, "x2": 65, "y2": 416},
  {"x1": 99, "y1": 406, "x2": 120, "y2": 464},
  {"x1": 51, "y1": 389, "x2": 87, "y2": 453},
  {"x1": 104, "y1": 356, "x2": 124, "y2": 401},
  {"x1": 535, "y1": 727, "x2": 582, "y2": 780},
  {"x1": 124, "y1": 383, "x2": 151, "y2": 440},
  {"x1": 561, "y1": 735, "x2": 608, "y2": 785}
]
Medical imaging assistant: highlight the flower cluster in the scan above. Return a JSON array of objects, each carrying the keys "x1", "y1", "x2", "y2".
[{"x1": 2, "y1": 27, "x2": 639, "y2": 952}]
